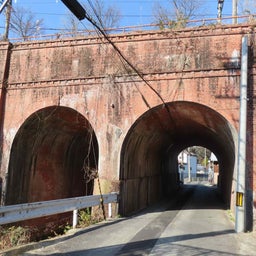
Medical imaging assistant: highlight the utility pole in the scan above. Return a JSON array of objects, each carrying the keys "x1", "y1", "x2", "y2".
[
  {"x1": 187, "y1": 149, "x2": 191, "y2": 182},
  {"x1": 204, "y1": 148, "x2": 206, "y2": 168},
  {"x1": 235, "y1": 35, "x2": 248, "y2": 233},
  {"x1": 0, "y1": 0, "x2": 9, "y2": 13},
  {"x1": 217, "y1": 0, "x2": 224, "y2": 24},
  {"x1": 3, "y1": 0, "x2": 12, "y2": 40},
  {"x1": 232, "y1": 0, "x2": 238, "y2": 24}
]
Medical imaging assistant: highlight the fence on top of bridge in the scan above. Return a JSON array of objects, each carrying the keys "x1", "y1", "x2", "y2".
[{"x1": 2, "y1": 14, "x2": 256, "y2": 43}]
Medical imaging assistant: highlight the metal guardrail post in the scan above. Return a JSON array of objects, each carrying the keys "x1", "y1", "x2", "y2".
[
  {"x1": 108, "y1": 203, "x2": 112, "y2": 218},
  {"x1": 73, "y1": 209, "x2": 78, "y2": 229}
]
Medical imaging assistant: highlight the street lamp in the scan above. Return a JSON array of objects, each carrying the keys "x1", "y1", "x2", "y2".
[
  {"x1": 0, "y1": 0, "x2": 12, "y2": 40},
  {"x1": 61, "y1": 0, "x2": 86, "y2": 21}
]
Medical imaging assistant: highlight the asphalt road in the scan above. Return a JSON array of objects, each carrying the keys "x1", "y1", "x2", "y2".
[{"x1": 8, "y1": 183, "x2": 255, "y2": 256}]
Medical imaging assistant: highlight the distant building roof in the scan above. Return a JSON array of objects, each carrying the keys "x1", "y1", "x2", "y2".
[{"x1": 210, "y1": 153, "x2": 218, "y2": 162}]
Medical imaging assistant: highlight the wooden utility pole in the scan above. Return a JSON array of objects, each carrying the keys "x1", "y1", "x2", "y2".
[{"x1": 3, "y1": 0, "x2": 12, "y2": 40}]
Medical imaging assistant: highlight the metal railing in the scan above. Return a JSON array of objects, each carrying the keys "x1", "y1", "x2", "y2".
[
  {"x1": 0, "y1": 193, "x2": 118, "y2": 228},
  {"x1": 4, "y1": 14, "x2": 256, "y2": 43}
]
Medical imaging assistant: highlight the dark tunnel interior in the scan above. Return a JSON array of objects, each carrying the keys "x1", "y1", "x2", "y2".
[
  {"x1": 6, "y1": 106, "x2": 98, "y2": 205},
  {"x1": 119, "y1": 101, "x2": 236, "y2": 216}
]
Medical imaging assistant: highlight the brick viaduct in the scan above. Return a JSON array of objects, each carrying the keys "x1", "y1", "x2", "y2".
[{"x1": 0, "y1": 24, "x2": 256, "y2": 230}]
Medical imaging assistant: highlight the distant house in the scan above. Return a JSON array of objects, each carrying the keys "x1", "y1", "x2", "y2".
[
  {"x1": 178, "y1": 151, "x2": 197, "y2": 182},
  {"x1": 210, "y1": 152, "x2": 217, "y2": 162},
  {"x1": 209, "y1": 152, "x2": 219, "y2": 170}
]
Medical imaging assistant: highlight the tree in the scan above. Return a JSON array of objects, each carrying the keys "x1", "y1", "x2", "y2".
[
  {"x1": 62, "y1": 12, "x2": 82, "y2": 37},
  {"x1": 172, "y1": 0, "x2": 200, "y2": 21},
  {"x1": 9, "y1": 5, "x2": 44, "y2": 40},
  {"x1": 153, "y1": 0, "x2": 202, "y2": 29},
  {"x1": 189, "y1": 146, "x2": 211, "y2": 166},
  {"x1": 152, "y1": 2, "x2": 172, "y2": 28},
  {"x1": 88, "y1": 0, "x2": 121, "y2": 29},
  {"x1": 62, "y1": 0, "x2": 121, "y2": 36},
  {"x1": 240, "y1": 0, "x2": 256, "y2": 23},
  {"x1": 240, "y1": 0, "x2": 256, "y2": 15}
]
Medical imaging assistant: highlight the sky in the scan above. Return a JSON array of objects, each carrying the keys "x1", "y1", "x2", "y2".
[{"x1": 0, "y1": 0, "x2": 239, "y2": 39}]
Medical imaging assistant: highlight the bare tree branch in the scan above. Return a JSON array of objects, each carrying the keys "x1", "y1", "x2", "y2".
[
  {"x1": 10, "y1": 5, "x2": 43, "y2": 40},
  {"x1": 153, "y1": 0, "x2": 202, "y2": 29},
  {"x1": 240, "y1": 0, "x2": 256, "y2": 14},
  {"x1": 62, "y1": 12, "x2": 82, "y2": 36},
  {"x1": 90, "y1": 0, "x2": 121, "y2": 29},
  {"x1": 62, "y1": 0, "x2": 121, "y2": 36}
]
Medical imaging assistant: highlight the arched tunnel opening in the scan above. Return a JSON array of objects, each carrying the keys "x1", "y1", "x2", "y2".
[
  {"x1": 177, "y1": 146, "x2": 217, "y2": 185},
  {"x1": 119, "y1": 101, "x2": 236, "y2": 216},
  {"x1": 5, "y1": 106, "x2": 98, "y2": 231}
]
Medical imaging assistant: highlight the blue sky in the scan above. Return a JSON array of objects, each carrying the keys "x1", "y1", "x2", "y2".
[{"x1": 0, "y1": 0, "x2": 236, "y2": 38}]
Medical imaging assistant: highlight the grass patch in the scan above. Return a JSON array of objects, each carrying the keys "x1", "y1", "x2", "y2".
[
  {"x1": 0, "y1": 226, "x2": 32, "y2": 251},
  {"x1": 0, "y1": 207, "x2": 106, "y2": 251}
]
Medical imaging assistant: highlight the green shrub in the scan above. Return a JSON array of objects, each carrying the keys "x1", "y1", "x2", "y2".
[{"x1": 78, "y1": 208, "x2": 92, "y2": 227}]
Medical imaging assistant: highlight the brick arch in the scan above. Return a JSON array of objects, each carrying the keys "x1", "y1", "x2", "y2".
[
  {"x1": 6, "y1": 106, "x2": 98, "y2": 205},
  {"x1": 119, "y1": 101, "x2": 236, "y2": 216}
]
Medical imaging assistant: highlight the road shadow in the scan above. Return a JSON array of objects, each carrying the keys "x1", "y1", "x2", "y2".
[{"x1": 22, "y1": 229, "x2": 244, "y2": 256}]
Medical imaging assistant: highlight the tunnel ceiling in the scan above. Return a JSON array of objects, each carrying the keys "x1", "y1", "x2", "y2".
[
  {"x1": 21, "y1": 106, "x2": 90, "y2": 134},
  {"x1": 129, "y1": 101, "x2": 235, "y2": 158}
]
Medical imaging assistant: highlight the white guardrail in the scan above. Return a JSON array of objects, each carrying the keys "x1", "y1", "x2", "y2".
[{"x1": 0, "y1": 193, "x2": 118, "y2": 228}]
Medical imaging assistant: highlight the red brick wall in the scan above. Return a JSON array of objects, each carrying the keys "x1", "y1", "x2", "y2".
[
  {"x1": 0, "y1": 25, "x2": 256, "y2": 228},
  {"x1": 0, "y1": 42, "x2": 11, "y2": 205}
]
